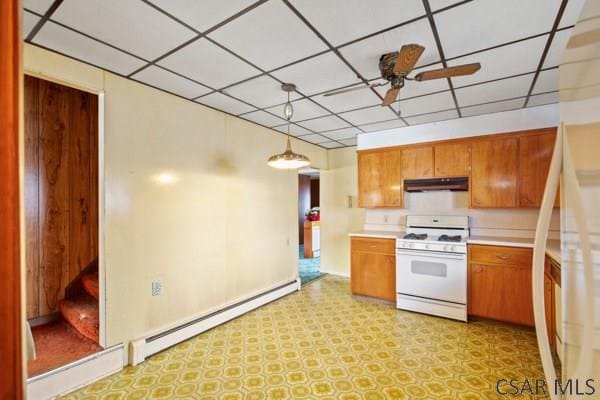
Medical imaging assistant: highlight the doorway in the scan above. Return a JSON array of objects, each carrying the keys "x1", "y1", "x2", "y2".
[
  {"x1": 24, "y1": 75, "x2": 102, "y2": 377},
  {"x1": 298, "y1": 168, "x2": 322, "y2": 284}
]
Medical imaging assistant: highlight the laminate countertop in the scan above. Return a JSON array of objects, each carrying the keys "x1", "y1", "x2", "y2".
[{"x1": 349, "y1": 231, "x2": 561, "y2": 264}]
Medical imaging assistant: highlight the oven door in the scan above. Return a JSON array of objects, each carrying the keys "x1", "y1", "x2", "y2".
[{"x1": 396, "y1": 249, "x2": 467, "y2": 304}]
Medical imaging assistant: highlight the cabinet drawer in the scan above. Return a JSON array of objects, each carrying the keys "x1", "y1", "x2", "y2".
[
  {"x1": 351, "y1": 237, "x2": 395, "y2": 255},
  {"x1": 469, "y1": 244, "x2": 532, "y2": 266}
]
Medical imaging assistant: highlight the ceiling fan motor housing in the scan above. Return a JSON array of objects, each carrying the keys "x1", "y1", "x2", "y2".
[{"x1": 379, "y1": 52, "x2": 401, "y2": 81}]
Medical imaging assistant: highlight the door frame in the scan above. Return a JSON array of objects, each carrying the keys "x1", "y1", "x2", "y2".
[{"x1": 0, "y1": 0, "x2": 24, "y2": 398}]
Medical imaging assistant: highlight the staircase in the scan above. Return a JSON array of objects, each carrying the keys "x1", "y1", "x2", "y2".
[{"x1": 60, "y1": 263, "x2": 100, "y2": 344}]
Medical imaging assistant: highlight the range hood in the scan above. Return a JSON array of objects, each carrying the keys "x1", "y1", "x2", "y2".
[{"x1": 404, "y1": 177, "x2": 468, "y2": 192}]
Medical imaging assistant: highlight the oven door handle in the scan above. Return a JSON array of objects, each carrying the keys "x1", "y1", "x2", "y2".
[{"x1": 396, "y1": 250, "x2": 466, "y2": 260}]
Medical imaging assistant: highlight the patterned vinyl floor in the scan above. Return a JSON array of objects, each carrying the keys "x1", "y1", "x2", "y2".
[{"x1": 61, "y1": 276, "x2": 547, "y2": 399}]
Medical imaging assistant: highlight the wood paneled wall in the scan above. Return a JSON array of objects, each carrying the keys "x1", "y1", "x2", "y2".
[
  {"x1": 24, "y1": 75, "x2": 99, "y2": 319},
  {"x1": 310, "y1": 178, "x2": 319, "y2": 208}
]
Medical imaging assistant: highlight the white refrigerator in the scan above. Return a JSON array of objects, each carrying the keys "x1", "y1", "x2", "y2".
[{"x1": 533, "y1": 1, "x2": 600, "y2": 398}]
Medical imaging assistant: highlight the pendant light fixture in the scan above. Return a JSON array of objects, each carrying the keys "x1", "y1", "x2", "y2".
[{"x1": 267, "y1": 83, "x2": 310, "y2": 169}]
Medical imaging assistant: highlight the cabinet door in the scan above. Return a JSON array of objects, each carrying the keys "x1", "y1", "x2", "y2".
[
  {"x1": 351, "y1": 251, "x2": 396, "y2": 302},
  {"x1": 468, "y1": 263, "x2": 534, "y2": 326},
  {"x1": 401, "y1": 146, "x2": 434, "y2": 179},
  {"x1": 381, "y1": 150, "x2": 402, "y2": 207},
  {"x1": 358, "y1": 152, "x2": 383, "y2": 208},
  {"x1": 519, "y1": 131, "x2": 559, "y2": 208},
  {"x1": 434, "y1": 142, "x2": 471, "y2": 177},
  {"x1": 471, "y1": 138, "x2": 518, "y2": 208}
]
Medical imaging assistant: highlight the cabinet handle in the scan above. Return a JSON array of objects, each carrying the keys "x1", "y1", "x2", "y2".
[
  {"x1": 423, "y1": 168, "x2": 431, "y2": 175},
  {"x1": 472, "y1": 266, "x2": 483, "y2": 273},
  {"x1": 496, "y1": 255, "x2": 510, "y2": 260}
]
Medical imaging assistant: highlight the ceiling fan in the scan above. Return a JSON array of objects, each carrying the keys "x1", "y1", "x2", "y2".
[{"x1": 324, "y1": 44, "x2": 481, "y2": 107}]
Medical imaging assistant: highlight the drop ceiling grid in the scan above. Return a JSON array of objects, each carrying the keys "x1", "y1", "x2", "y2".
[{"x1": 23, "y1": 0, "x2": 578, "y2": 148}]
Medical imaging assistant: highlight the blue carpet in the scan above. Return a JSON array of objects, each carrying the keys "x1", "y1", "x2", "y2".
[{"x1": 299, "y1": 245, "x2": 323, "y2": 284}]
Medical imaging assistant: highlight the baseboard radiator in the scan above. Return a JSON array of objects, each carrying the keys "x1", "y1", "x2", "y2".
[{"x1": 130, "y1": 279, "x2": 300, "y2": 366}]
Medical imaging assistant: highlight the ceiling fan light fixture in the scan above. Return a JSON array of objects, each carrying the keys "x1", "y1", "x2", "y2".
[{"x1": 267, "y1": 83, "x2": 311, "y2": 170}]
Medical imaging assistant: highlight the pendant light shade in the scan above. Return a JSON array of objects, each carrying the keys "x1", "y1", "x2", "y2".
[{"x1": 267, "y1": 83, "x2": 311, "y2": 170}]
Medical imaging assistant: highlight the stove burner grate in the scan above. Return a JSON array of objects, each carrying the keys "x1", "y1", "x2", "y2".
[
  {"x1": 403, "y1": 233, "x2": 428, "y2": 240},
  {"x1": 438, "y1": 234, "x2": 462, "y2": 242}
]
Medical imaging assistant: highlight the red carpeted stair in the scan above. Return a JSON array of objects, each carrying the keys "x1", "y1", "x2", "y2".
[
  {"x1": 59, "y1": 293, "x2": 99, "y2": 343},
  {"x1": 82, "y1": 271, "x2": 99, "y2": 300}
]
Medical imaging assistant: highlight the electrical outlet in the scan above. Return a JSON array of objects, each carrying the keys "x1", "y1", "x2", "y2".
[
  {"x1": 286, "y1": 238, "x2": 290, "y2": 246},
  {"x1": 151, "y1": 281, "x2": 162, "y2": 296},
  {"x1": 383, "y1": 215, "x2": 389, "y2": 223}
]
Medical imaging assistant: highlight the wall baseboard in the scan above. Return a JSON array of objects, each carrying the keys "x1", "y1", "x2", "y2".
[
  {"x1": 130, "y1": 279, "x2": 300, "y2": 366},
  {"x1": 27, "y1": 344, "x2": 124, "y2": 400},
  {"x1": 319, "y1": 269, "x2": 350, "y2": 278}
]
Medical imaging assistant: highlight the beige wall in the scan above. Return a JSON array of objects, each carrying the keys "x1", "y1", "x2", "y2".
[
  {"x1": 24, "y1": 44, "x2": 327, "y2": 346},
  {"x1": 320, "y1": 148, "x2": 364, "y2": 277}
]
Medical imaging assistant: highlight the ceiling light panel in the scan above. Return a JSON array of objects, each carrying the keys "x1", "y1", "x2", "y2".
[
  {"x1": 272, "y1": 52, "x2": 360, "y2": 96},
  {"x1": 339, "y1": 105, "x2": 398, "y2": 126},
  {"x1": 132, "y1": 66, "x2": 211, "y2": 99},
  {"x1": 435, "y1": 0, "x2": 561, "y2": 59},
  {"x1": 359, "y1": 118, "x2": 407, "y2": 133},
  {"x1": 340, "y1": 18, "x2": 440, "y2": 80},
  {"x1": 397, "y1": 91, "x2": 456, "y2": 116},
  {"x1": 195, "y1": 92, "x2": 256, "y2": 115},
  {"x1": 460, "y1": 98, "x2": 525, "y2": 118},
  {"x1": 208, "y1": 0, "x2": 327, "y2": 71},
  {"x1": 146, "y1": 0, "x2": 257, "y2": 32},
  {"x1": 224, "y1": 75, "x2": 301, "y2": 109},
  {"x1": 158, "y1": 38, "x2": 260, "y2": 89},
  {"x1": 404, "y1": 109, "x2": 459, "y2": 125},
  {"x1": 240, "y1": 110, "x2": 286, "y2": 127},
  {"x1": 265, "y1": 99, "x2": 329, "y2": 122},
  {"x1": 298, "y1": 115, "x2": 350, "y2": 132},
  {"x1": 447, "y1": 35, "x2": 547, "y2": 87},
  {"x1": 312, "y1": 84, "x2": 382, "y2": 113},
  {"x1": 454, "y1": 74, "x2": 534, "y2": 107},
  {"x1": 288, "y1": 0, "x2": 425, "y2": 46},
  {"x1": 51, "y1": 0, "x2": 196, "y2": 60},
  {"x1": 34, "y1": 21, "x2": 146, "y2": 75}
]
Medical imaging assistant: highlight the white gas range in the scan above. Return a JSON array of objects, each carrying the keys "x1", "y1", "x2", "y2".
[{"x1": 396, "y1": 215, "x2": 469, "y2": 322}]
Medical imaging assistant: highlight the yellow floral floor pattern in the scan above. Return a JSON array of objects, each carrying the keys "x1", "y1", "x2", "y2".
[{"x1": 62, "y1": 276, "x2": 548, "y2": 399}]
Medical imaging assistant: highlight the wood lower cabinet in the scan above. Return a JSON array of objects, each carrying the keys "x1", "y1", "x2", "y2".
[
  {"x1": 434, "y1": 142, "x2": 471, "y2": 177},
  {"x1": 519, "y1": 130, "x2": 560, "y2": 208},
  {"x1": 468, "y1": 244, "x2": 534, "y2": 326},
  {"x1": 351, "y1": 237, "x2": 396, "y2": 302},
  {"x1": 358, "y1": 150, "x2": 402, "y2": 208},
  {"x1": 471, "y1": 137, "x2": 519, "y2": 208}
]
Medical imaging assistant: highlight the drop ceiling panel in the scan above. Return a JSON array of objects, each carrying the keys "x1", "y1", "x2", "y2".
[
  {"x1": 23, "y1": 0, "x2": 54, "y2": 14},
  {"x1": 435, "y1": 0, "x2": 561, "y2": 58},
  {"x1": 528, "y1": 91, "x2": 559, "y2": 107},
  {"x1": 448, "y1": 35, "x2": 546, "y2": 87},
  {"x1": 159, "y1": 38, "x2": 260, "y2": 89},
  {"x1": 339, "y1": 105, "x2": 398, "y2": 126},
  {"x1": 34, "y1": 21, "x2": 147, "y2": 75},
  {"x1": 340, "y1": 18, "x2": 440, "y2": 80},
  {"x1": 196, "y1": 92, "x2": 256, "y2": 115},
  {"x1": 265, "y1": 99, "x2": 329, "y2": 123},
  {"x1": 51, "y1": 0, "x2": 196, "y2": 60},
  {"x1": 404, "y1": 109, "x2": 459, "y2": 125},
  {"x1": 533, "y1": 68, "x2": 559, "y2": 94},
  {"x1": 240, "y1": 110, "x2": 286, "y2": 127},
  {"x1": 288, "y1": 0, "x2": 425, "y2": 46},
  {"x1": 224, "y1": 75, "x2": 301, "y2": 109},
  {"x1": 360, "y1": 118, "x2": 407, "y2": 133},
  {"x1": 544, "y1": 28, "x2": 572, "y2": 68},
  {"x1": 559, "y1": 0, "x2": 586, "y2": 28},
  {"x1": 208, "y1": 1, "x2": 327, "y2": 71},
  {"x1": 320, "y1": 141, "x2": 345, "y2": 149},
  {"x1": 23, "y1": 11, "x2": 41, "y2": 37},
  {"x1": 298, "y1": 115, "x2": 350, "y2": 132},
  {"x1": 132, "y1": 66, "x2": 211, "y2": 99},
  {"x1": 321, "y1": 127, "x2": 360, "y2": 141},
  {"x1": 397, "y1": 91, "x2": 456, "y2": 117},
  {"x1": 298, "y1": 134, "x2": 329, "y2": 144},
  {"x1": 339, "y1": 138, "x2": 357, "y2": 146},
  {"x1": 429, "y1": 0, "x2": 465, "y2": 11},
  {"x1": 460, "y1": 98, "x2": 525, "y2": 118},
  {"x1": 454, "y1": 74, "x2": 534, "y2": 107},
  {"x1": 312, "y1": 85, "x2": 381, "y2": 113},
  {"x1": 147, "y1": 0, "x2": 257, "y2": 32},
  {"x1": 273, "y1": 124, "x2": 314, "y2": 137},
  {"x1": 272, "y1": 52, "x2": 360, "y2": 96}
]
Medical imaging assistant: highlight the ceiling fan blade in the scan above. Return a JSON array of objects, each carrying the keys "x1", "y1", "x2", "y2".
[
  {"x1": 414, "y1": 63, "x2": 481, "y2": 81},
  {"x1": 323, "y1": 83, "x2": 384, "y2": 97},
  {"x1": 567, "y1": 28, "x2": 600, "y2": 49},
  {"x1": 381, "y1": 87, "x2": 400, "y2": 106},
  {"x1": 393, "y1": 44, "x2": 425, "y2": 75}
]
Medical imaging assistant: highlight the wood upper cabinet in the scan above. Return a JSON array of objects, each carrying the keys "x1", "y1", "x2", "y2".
[
  {"x1": 357, "y1": 150, "x2": 402, "y2": 208},
  {"x1": 434, "y1": 142, "x2": 471, "y2": 177},
  {"x1": 351, "y1": 237, "x2": 396, "y2": 302},
  {"x1": 401, "y1": 146, "x2": 434, "y2": 179},
  {"x1": 519, "y1": 130, "x2": 559, "y2": 208},
  {"x1": 468, "y1": 244, "x2": 534, "y2": 326},
  {"x1": 471, "y1": 137, "x2": 518, "y2": 208}
]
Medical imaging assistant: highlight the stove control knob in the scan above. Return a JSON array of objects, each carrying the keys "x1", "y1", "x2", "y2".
[
  {"x1": 408, "y1": 243, "x2": 414, "y2": 249},
  {"x1": 448, "y1": 245, "x2": 455, "y2": 252},
  {"x1": 424, "y1": 244, "x2": 430, "y2": 250}
]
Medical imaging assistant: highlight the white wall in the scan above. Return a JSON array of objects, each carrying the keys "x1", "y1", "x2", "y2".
[{"x1": 23, "y1": 44, "x2": 328, "y2": 347}]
